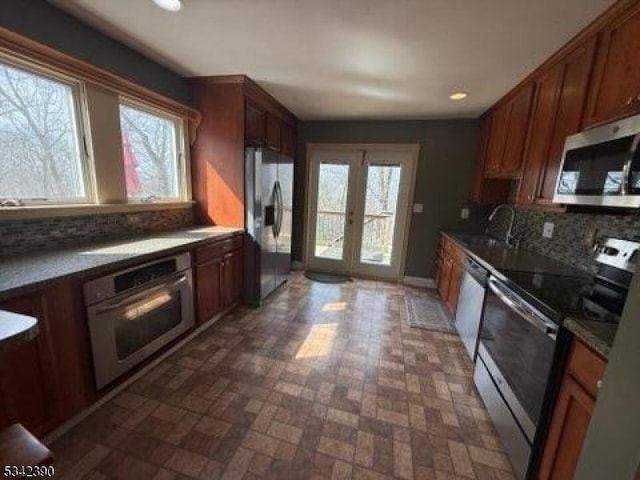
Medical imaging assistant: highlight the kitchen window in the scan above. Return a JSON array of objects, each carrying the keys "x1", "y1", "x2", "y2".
[
  {"x1": 0, "y1": 57, "x2": 90, "y2": 205},
  {"x1": 119, "y1": 101, "x2": 185, "y2": 202}
]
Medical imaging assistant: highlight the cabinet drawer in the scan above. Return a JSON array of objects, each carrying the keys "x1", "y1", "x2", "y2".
[
  {"x1": 195, "y1": 235, "x2": 243, "y2": 264},
  {"x1": 567, "y1": 339, "x2": 607, "y2": 398}
]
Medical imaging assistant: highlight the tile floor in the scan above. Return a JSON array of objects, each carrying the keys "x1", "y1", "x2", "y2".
[{"x1": 51, "y1": 273, "x2": 515, "y2": 479}]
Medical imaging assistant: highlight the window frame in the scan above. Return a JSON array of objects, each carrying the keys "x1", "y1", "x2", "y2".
[
  {"x1": 118, "y1": 96, "x2": 190, "y2": 204},
  {"x1": 0, "y1": 51, "x2": 95, "y2": 206}
]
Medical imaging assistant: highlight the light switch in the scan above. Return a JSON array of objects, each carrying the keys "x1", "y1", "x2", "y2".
[
  {"x1": 460, "y1": 208, "x2": 469, "y2": 219},
  {"x1": 413, "y1": 203, "x2": 423, "y2": 213},
  {"x1": 543, "y1": 222, "x2": 554, "y2": 239}
]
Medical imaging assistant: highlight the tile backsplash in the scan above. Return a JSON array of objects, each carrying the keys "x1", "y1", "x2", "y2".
[
  {"x1": 512, "y1": 207, "x2": 640, "y2": 272},
  {"x1": 0, "y1": 208, "x2": 194, "y2": 257}
]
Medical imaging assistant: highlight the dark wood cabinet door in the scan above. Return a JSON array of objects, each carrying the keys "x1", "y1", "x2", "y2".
[
  {"x1": 538, "y1": 376, "x2": 595, "y2": 480},
  {"x1": 500, "y1": 84, "x2": 535, "y2": 177},
  {"x1": 0, "y1": 295, "x2": 59, "y2": 436},
  {"x1": 470, "y1": 115, "x2": 492, "y2": 201},
  {"x1": 586, "y1": 3, "x2": 640, "y2": 126},
  {"x1": 246, "y1": 100, "x2": 266, "y2": 146},
  {"x1": 485, "y1": 103, "x2": 510, "y2": 176},
  {"x1": 222, "y1": 249, "x2": 243, "y2": 307},
  {"x1": 538, "y1": 37, "x2": 597, "y2": 202},
  {"x1": 196, "y1": 258, "x2": 224, "y2": 324},
  {"x1": 266, "y1": 114, "x2": 281, "y2": 151},
  {"x1": 446, "y1": 261, "x2": 463, "y2": 316},
  {"x1": 437, "y1": 256, "x2": 453, "y2": 302},
  {"x1": 280, "y1": 122, "x2": 296, "y2": 158},
  {"x1": 517, "y1": 65, "x2": 564, "y2": 204}
]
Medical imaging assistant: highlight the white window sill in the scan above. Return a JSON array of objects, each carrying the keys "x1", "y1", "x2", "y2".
[{"x1": 0, "y1": 201, "x2": 195, "y2": 222}]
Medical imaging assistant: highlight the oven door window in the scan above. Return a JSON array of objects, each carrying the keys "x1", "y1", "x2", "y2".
[
  {"x1": 114, "y1": 288, "x2": 183, "y2": 360},
  {"x1": 559, "y1": 135, "x2": 635, "y2": 195},
  {"x1": 480, "y1": 292, "x2": 555, "y2": 426}
]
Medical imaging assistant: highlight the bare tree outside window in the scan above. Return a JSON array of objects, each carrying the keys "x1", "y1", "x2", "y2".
[
  {"x1": 119, "y1": 103, "x2": 179, "y2": 200},
  {"x1": 0, "y1": 61, "x2": 85, "y2": 201}
]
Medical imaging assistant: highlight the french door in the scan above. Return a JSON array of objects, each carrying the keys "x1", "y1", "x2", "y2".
[{"x1": 305, "y1": 145, "x2": 417, "y2": 280}]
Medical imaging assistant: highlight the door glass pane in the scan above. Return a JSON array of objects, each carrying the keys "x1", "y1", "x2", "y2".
[
  {"x1": 360, "y1": 164, "x2": 401, "y2": 265},
  {"x1": 114, "y1": 288, "x2": 182, "y2": 360},
  {"x1": 314, "y1": 162, "x2": 349, "y2": 259}
]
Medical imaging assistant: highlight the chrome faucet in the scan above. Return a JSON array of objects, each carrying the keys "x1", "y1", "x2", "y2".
[{"x1": 487, "y1": 204, "x2": 518, "y2": 248}]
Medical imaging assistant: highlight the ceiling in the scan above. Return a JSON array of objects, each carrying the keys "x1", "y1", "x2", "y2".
[{"x1": 49, "y1": 0, "x2": 614, "y2": 121}]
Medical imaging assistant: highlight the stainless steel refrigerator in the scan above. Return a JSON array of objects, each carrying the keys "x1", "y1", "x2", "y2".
[{"x1": 244, "y1": 147, "x2": 293, "y2": 305}]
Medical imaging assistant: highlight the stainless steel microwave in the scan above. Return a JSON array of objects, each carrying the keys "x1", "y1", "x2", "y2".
[{"x1": 553, "y1": 113, "x2": 640, "y2": 208}]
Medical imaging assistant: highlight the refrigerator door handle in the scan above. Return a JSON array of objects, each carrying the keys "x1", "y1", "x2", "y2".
[
  {"x1": 271, "y1": 182, "x2": 278, "y2": 238},
  {"x1": 275, "y1": 181, "x2": 284, "y2": 238}
]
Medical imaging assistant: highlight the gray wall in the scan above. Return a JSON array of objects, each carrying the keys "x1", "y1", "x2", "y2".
[
  {"x1": 574, "y1": 271, "x2": 640, "y2": 480},
  {"x1": 294, "y1": 120, "x2": 480, "y2": 278},
  {"x1": 0, "y1": 0, "x2": 190, "y2": 105}
]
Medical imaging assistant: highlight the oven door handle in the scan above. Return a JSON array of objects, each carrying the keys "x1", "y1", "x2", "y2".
[
  {"x1": 488, "y1": 277, "x2": 558, "y2": 338},
  {"x1": 94, "y1": 274, "x2": 188, "y2": 314}
]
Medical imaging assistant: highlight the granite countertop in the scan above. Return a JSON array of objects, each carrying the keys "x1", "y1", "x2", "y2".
[
  {"x1": 442, "y1": 231, "x2": 585, "y2": 277},
  {"x1": 442, "y1": 231, "x2": 616, "y2": 358},
  {"x1": 0, "y1": 226, "x2": 244, "y2": 302},
  {"x1": 0, "y1": 310, "x2": 38, "y2": 353},
  {"x1": 563, "y1": 317, "x2": 617, "y2": 359}
]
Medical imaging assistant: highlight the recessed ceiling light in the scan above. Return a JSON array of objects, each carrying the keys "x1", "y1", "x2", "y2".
[
  {"x1": 152, "y1": 0, "x2": 183, "y2": 12},
  {"x1": 449, "y1": 92, "x2": 468, "y2": 101}
]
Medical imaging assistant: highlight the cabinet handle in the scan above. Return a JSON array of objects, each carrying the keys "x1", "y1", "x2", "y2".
[
  {"x1": 528, "y1": 194, "x2": 534, "y2": 201},
  {"x1": 597, "y1": 379, "x2": 603, "y2": 390},
  {"x1": 626, "y1": 96, "x2": 635, "y2": 106}
]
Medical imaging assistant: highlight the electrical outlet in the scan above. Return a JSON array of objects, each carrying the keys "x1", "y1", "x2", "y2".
[
  {"x1": 412, "y1": 203, "x2": 423, "y2": 213},
  {"x1": 460, "y1": 208, "x2": 469, "y2": 220},
  {"x1": 542, "y1": 222, "x2": 554, "y2": 239}
]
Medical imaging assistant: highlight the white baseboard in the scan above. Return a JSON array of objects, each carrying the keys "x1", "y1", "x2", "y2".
[
  {"x1": 403, "y1": 276, "x2": 436, "y2": 288},
  {"x1": 291, "y1": 260, "x2": 304, "y2": 271}
]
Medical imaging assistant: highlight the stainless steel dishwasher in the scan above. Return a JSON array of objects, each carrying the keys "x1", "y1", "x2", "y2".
[{"x1": 454, "y1": 257, "x2": 488, "y2": 360}]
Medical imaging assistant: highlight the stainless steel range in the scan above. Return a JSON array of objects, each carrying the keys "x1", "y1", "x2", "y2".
[
  {"x1": 84, "y1": 252, "x2": 194, "y2": 389},
  {"x1": 474, "y1": 237, "x2": 638, "y2": 479}
]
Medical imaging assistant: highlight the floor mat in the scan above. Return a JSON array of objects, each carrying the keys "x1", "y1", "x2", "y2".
[
  {"x1": 304, "y1": 271, "x2": 352, "y2": 283},
  {"x1": 405, "y1": 289, "x2": 456, "y2": 333}
]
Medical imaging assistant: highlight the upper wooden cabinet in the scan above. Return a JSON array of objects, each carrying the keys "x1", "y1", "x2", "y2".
[
  {"x1": 246, "y1": 100, "x2": 267, "y2": 146},
  {"x1": 473, "y1": 1, "x2": 640, "y2": 209},
  {"x1": 265, "y1": 113, "x2": 282, "y2": 151},
  {"x1": 585, "y1": 2, "x2": 640, "y2": 126},
  {"x1": 517, "y1": 37, "x2": 597, "y2": 205},
  {"x1": 190, "y1": 75, "x2": 298, "y2": 227},
  {"x1": 469, "y1": 115, "x2": 511, "y2": 204},
  {"x1": 484, "y1": 85, "x2": 534, "y2": 178},
  {"x1": 281, "y1": 122, "x2": 296, "y2": 158}
]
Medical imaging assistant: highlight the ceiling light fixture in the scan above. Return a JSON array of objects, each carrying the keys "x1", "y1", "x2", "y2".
[
  {"x1": 449, "y1": 92, "x2": 468, "y2": 101},
  {"x1": 152, "y1": 0, "x2": 183, "y2": 12}
]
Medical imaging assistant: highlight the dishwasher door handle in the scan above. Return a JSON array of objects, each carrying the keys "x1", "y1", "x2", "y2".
[{"x1": 488, "y1": 277, "x2": 558, "y2": 338}]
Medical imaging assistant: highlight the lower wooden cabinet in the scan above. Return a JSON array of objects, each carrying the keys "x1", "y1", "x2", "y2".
[
  {"x1": 0, "y1": 294, "x2": 59, "y2": 437},
  {"x1": 0, "y1": 234, "x2": 245, "y2": 438},
  {"x1": 196, "y1": 256, "x2": 224, "y2": 323},
  {"x1": 195, "y1": 234, "x2": 244, "y2": 324},
  {"x1": 538, "y1": 337, "x2": 607, "y2": 479},
  {"x1": 435, "y1": 236, "x2": 465, "y2": 317}
]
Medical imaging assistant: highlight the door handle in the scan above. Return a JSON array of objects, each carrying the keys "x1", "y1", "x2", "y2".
[{"x1": 275, "y1": 181, "x2": 284, "y2": 237}]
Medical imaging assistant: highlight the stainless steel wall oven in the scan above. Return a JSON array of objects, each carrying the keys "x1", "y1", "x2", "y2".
[{"x1": 84, "y1": 253, "x2": 194, "y2": 389}]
